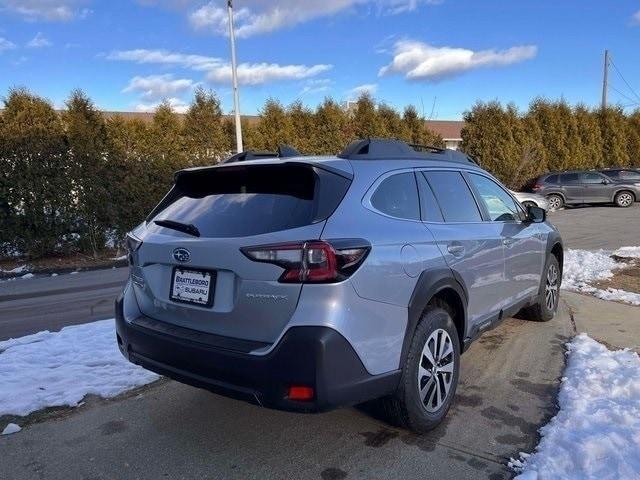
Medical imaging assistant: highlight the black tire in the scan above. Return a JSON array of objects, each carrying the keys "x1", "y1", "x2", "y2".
[
  {"x1": 614, "y1": 190, "x2": 634, "y2": 208},
  {"x1": 523, "y1": 255, "x2": 560, "y2": 322},
  {"x1": 383, "y1": 300, "x2": 460, "y2": 433},
  {"x1": 546, "y1": 194, "x2": 563, "y2": 211}
]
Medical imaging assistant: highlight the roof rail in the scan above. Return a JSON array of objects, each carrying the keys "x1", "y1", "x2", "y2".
[
  {"x1": 337, "y1": 138, "x2": 475, "y2": 164},
  {"x1": 221, "y1": 144, "x2": 302, "y2": 164}
]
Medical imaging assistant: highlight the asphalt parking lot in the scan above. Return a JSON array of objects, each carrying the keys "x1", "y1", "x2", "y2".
[
  {"x1": 1, "y1": 202, "x2": 638, "y2": 480},
  {"x1": 0, "y1": 305, "x2": 573, "y2": 480},
  {"x1": 548, "y1": 202, "x2": 640, "y2": 250}
]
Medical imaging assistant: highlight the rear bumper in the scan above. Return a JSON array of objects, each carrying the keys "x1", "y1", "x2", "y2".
[{"x1": 115, "y1": 295, "x2": 400, "y2": 412}]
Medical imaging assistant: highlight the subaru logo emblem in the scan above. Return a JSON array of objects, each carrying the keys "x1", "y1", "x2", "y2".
[{"x1": 173, "y1": 248, "x2": 191, "y2": 263}]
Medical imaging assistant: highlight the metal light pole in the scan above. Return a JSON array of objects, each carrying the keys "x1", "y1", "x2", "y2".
[{"x1": 228, "y1": 0, "x2": 243, "y2": 152}]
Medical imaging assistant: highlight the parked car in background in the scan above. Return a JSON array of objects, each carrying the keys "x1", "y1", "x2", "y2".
[
  {"x1": 528, "y1": 170, "x2": 640, "y2": 209},
  {"x1": 509, "y1": 190, "x2": 550, "y2": 211},
  {"x1": 116, "y1": 139, "x2": 563, "y2": 434},
  {"x1": 598, "y1": 168, "x2": 640, "y2": 182}
]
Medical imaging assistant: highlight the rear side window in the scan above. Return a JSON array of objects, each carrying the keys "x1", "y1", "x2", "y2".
[
  {"x1": 423, "y1": 171, "x2": 482, "y2": 222},
  {"x1": 582, "y1": 173, "x2": 604, "y2": 184},
  {"x1": 370, "y1": 172, "x2": 420, "y2": 220},
  {"x1": 560, "y1": 173, "x2": 580, "y2": 184},
  {"x1": 544, "y1": 175, "x2": 559, "y2": 184},
  {"x1": 149, "y1": 164, "x2": 351, "y2": 238}
]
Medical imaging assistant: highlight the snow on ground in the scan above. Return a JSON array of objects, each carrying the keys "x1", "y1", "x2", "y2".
[
  {"x1": 2, "y1": 423, "x2": 21, "y2": 435},
  {"x1": 0, "y1": 319, "x2": 159, "y2": 417},
  {"x1": 0, "y1": 265, "x2": 28, "y2": 274},
  {"x1": 563, "y1": 247, "x2": 640, "y2": 305},
  {"x1": 511, "y1": 334, "x2": 640, "y2": 479}
]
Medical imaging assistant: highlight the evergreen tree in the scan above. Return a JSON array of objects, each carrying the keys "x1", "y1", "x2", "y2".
[
  {"x1": 0, "y1": 88, "x2": 72, "y2": 258},
  {"x1": 377, "y1": 103, "x2": 406, "y2": 139},
  {"x1": 254, "y1": 99, "x2": 292, "y2": 150},
  {"x1": 599, "y1": 106, "x2": 630, "y2": 167},
  {"x1": 402, "y1": 105, "x2": 444, "y2": 147},
  {"x1": 626, "y1": 109, "x2": 640, "y2": 167},
  {"x1": 312, "y1": 98, "x2": 352, "y2": 154},
  {"x1": 63, "y1": 90, "x2": 112, "y2": 256},
  {"x1": 183, "y1": 87, "x2": 227, "y2": 166},
  {"x1": 574, "y1": 104, "x2": 603, "y2": 169},
  {"x1": 288, "y1": 100, "x2": 315, "y2": 153},
  {"x1": 351, "y1": 92, "x2": 385, "y2": 138}
]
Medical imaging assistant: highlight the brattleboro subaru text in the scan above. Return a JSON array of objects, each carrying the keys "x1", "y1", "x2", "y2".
[{"x1": 115, "y1": 139, "x2": 562, "y2": 433}]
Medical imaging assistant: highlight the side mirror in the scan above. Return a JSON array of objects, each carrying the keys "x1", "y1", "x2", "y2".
[
  {"x1": 601, "y1": 179, "x2": 609, "y2": 185},
  {"x1": 527, "y1": 205, "x2": 546, "y2": 223}
]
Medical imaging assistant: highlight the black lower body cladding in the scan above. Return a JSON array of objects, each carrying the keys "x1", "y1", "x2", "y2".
[{"x1": 115, "y1": 296, "x2": 400, "y2": 412}]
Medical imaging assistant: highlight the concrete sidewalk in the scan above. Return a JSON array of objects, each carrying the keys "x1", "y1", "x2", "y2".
[{"x1": 562, "y1": 291, "x2": 640, "y2": 353}]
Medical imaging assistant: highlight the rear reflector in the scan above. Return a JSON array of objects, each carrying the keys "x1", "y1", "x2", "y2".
[{"x1": 287, "y1": 386, "x2": 314, "y2": 401}]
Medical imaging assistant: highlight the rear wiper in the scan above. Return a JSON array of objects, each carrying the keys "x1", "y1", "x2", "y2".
[{"x1": 154, "y1": 219, "x2": 200, "y2": 237}]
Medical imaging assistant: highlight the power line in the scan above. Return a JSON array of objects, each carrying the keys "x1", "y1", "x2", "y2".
[
  {"x1": 609, "y1": 56, "x2": 640, "y2": 104},
  {"x1": 609, "y1": 84, "x2": 638, "y2": 104}
]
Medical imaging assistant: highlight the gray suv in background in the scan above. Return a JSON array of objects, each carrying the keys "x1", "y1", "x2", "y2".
[
  {"x1": 530, "y1": 170, "x2": 640, "y2": 209},
  {"x1": 115, "y1": 139, "x2": 563, "y2": 433}
]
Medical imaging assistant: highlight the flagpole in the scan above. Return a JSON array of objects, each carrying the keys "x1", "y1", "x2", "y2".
[{"x1": 227, "y1": 0, "x2": 243, "y2": 152}]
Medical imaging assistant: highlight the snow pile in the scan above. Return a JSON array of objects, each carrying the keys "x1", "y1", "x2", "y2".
[
  {"x1": 614, "y1": 246, "x2": 640, "y2": 259},
  {"x1": 0, "y1": 319, "x2": 159, "y2": 417},
  {"x1": 0, "y1": 265, "x2": 28, "y2": 274},
  {"x1": 563, "y1": 248, "x2": 640, "y2": 305},
  {"x1": 2, "y1": 423, "x2": 21, "y2": 435},
  {"x1": 511, "y1": 335, "x2": 640, "y2": 479}
]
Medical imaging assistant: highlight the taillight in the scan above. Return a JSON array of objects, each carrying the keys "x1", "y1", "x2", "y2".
[
  {"x1": 531, "y1": 183, "x2": 542, "y2": 192},
  {"x1": 241, "y1": 239, "x2": 370, "y2": 283}
]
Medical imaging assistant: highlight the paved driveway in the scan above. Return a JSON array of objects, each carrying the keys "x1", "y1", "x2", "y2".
[
  {"x1": 547, "y1": 203, "x2": 640, "y2": 250},
  {"x1": 0, "y1": 304, "x2": 574, "y2": 480}
]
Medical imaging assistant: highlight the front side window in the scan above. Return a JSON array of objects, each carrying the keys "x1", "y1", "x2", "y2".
[
  {"x1": 423, "y1": 171, "x2": 482, "y2": 222},
  {"x1": 468, "y1": 173, "x2": 521, "y2": 222},
  {"x1": 370, "y1": 172, "x2": 420, "y2": 220}
]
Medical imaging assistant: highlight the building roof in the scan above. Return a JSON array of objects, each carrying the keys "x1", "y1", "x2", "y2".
[{"x1": 424, "y1": 120, "x2": 463, "y2": 140}]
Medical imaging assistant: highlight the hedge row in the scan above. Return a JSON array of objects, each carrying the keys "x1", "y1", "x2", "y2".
[
  {"x1": 1, "y1": 87, "x2": 638, "y2": 260},
  {"x1": 0, "y1": 88, "x2": 441, "y2": 259}
]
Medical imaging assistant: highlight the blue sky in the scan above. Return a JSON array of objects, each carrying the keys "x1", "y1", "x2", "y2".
[{"x1": 1, "y1": 0, "x2": 639, "y2": 119}]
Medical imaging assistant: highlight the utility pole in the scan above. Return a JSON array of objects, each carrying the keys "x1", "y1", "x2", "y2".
[
  {"x1": 227, "y1": 0, "x2": 243, "y2": 152},
  {"x1": 601, "y1": 49, "x2": 609, "y2": 110}
]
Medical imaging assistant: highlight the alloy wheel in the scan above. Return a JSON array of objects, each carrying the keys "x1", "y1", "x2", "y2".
[
  {"x1": 417, "y1": 329, "x2": 455, "y2": 413},
  {"x1": 547, "y1": 195, "x2": 562, "y2": 210},
  {"x1": 545, "y1": 263, "x2": 559, "y2": 311},
  {"x1": 617, "y1": 193, "x2": 633, "y2": 207}
]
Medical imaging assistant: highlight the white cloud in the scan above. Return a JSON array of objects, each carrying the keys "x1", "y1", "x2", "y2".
[
  {"x1": 300, "y1": 78, "x2": 333, "y2": 96},
  {"x1": 347, "y1": 83, "x2": 378, "y2": 98},
  {"x1": 0, "y1": 0, "x2": 89, "y2": 21},
  {"x1": 206, "y1": 62, "x2": 332, "y2": 86},
  {"x1": 379, "y1": 40, "x2": 537, "y2": 81},
  {"x1": 135, "y1": 97, "x2": 190, "y2": 114},
  {"x1": 632, "y1": 10, "x2": 640, "y2": 25},
  {"x1": 189, "y1": 0, "x2": 440, "y2": 38},
  {"x1": 106, "y1": 48, "x2": 222, "y2": 71},
  {"x1": 0, "y1": 37, "x2": 17, "y2": 53},
  {"x1": 108, "y1": 48, "x2": 332, "y2": 86},
  {"x1": 123, "y1": 74, "x2": 195, "y2": 100},
  {"x1": 26, "y1": 32, "x2": 52, "y2": 48}
]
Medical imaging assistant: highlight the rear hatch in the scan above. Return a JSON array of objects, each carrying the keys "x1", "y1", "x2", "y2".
[{"x1": 130, "y1": 161, "x2": 351, "y2": 345}]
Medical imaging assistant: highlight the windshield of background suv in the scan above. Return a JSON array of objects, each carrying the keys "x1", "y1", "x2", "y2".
[{"x1": 148, "y1": 164, "x2": 351, "y2": 238}]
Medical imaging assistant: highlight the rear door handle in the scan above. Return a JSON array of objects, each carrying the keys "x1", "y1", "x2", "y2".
[{"x1": 447, "y1": 244, "x2": 465, "y2": 256}]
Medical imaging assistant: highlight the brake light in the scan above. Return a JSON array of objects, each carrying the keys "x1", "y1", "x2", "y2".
[
  {"x1": 241, "y1": 240, "x2": 370, "y2": 283},
  {"x1": 531, "y1": 183, "x2": 542, "y2": 192}
]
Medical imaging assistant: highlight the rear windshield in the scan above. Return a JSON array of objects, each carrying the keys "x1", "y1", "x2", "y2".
[{"x1": 147, "y1": 164, "x2": 351, "y2": 238}]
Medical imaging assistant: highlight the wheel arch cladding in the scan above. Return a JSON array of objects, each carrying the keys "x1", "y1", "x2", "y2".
[{"x1": 401, "y1": 269, "x2": 468, "y2": 365}]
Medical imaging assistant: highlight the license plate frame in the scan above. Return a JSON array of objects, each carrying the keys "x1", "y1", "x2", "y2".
[{"x1": 170, "y1": 267, "x2": 215, "y2": 308}]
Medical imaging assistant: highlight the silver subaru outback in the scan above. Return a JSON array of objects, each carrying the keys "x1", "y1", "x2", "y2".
[{"x1": 115, "y1": 139, "x2": 563, "y2": 433}]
